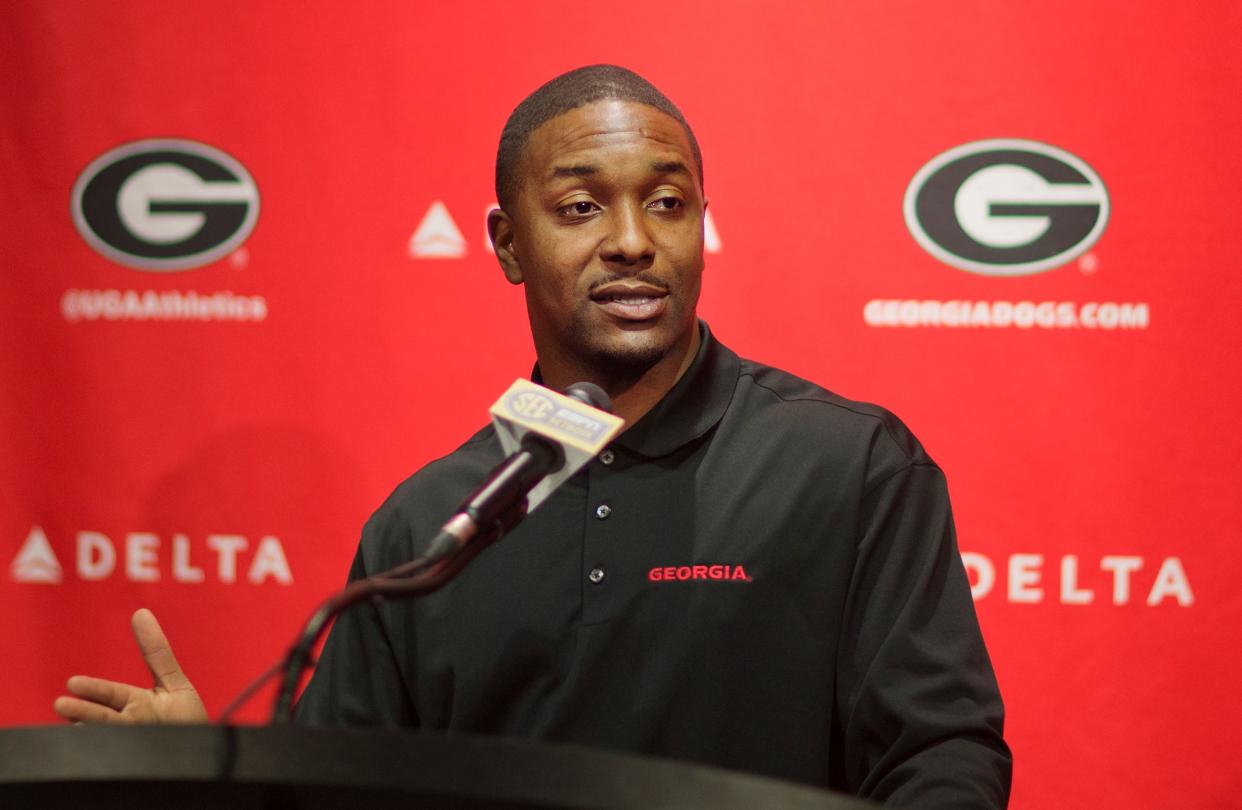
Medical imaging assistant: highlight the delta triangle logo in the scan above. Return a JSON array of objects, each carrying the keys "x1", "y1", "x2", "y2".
[
  {"x1": 704, "y1": 210, "x2": 722, "y2": 254},
  {"x1": 10, "y1": 526, "x2": 63, "y2": 583},
  {"x1": 408, "y1": 200, "x2": 467, "y2": 259}
]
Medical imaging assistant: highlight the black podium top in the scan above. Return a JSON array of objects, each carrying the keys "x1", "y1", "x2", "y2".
[{"x1": 0, "y1": 725, "x2": 877, "y2": 809}]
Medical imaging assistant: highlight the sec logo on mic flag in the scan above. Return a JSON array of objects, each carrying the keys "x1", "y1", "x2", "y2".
[
  {"x1": 904, "y1": 139, "x2": 1109, "y2": 276},
  {"x1": 71, "y1": 138, "x2": 260, "y2": 271}
]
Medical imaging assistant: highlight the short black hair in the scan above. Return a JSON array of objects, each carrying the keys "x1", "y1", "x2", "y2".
[{"x1": 495, "y1": 64, "x2": 703, "y2": 211}]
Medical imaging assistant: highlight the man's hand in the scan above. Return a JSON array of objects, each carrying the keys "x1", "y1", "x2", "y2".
[{"x1": 53, "y1": 608, "x2": 209, "y2": 724}]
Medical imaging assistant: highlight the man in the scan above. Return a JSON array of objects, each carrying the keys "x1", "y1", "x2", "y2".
[{"x1": 56, "y1": 65, "x2": 1011, "y2": 808}]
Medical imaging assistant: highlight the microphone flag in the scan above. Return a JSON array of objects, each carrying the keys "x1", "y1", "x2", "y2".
[{"x1": 489, "y1": 380, "x2": 624, "y2": 513}]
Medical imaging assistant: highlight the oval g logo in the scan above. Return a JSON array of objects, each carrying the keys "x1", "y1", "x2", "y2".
[
  {"x1": 903, "y1": 139, "x2": 1108, "y2": 276},
  {"x1": 71, "y1": 139, "x2": 260, "y2": 271}
]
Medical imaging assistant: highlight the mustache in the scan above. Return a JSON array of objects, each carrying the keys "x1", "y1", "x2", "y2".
[{"x1": 587, "y1": 272, "x2": 671, "y2": 293}]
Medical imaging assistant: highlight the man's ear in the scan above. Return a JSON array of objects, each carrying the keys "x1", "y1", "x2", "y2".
[
  {"x1": 701, "y1": 198, "x2": 710, "y2": 270},
  {"x1": 487, "y1": 208, "x2": 523, "y2": 285}
]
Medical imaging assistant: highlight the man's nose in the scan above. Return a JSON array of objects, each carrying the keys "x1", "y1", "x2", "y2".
[{"x1": 601, "y1": 203, "x2": 655, "y2": 268}]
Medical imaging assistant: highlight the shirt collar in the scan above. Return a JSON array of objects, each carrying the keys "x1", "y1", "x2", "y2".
[{"x1": 533, "y1": 321, "x2": 739, "y2": 460}]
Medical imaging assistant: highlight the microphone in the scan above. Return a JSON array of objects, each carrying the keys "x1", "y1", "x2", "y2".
[
  {"x1": 563, "y1": 380, "x2": 611, "y2": 409},
  {"x1": 422, "y1": 380, "x2": 622, "y2": 563}
]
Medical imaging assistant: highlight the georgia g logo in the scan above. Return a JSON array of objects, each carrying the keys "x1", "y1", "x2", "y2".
[
  {"x1": 71, "y1": 139, "x2": 260, "y2": 271},
  {"x1": 903, "y1": 139, "x2": 1109, "y2": 276}
]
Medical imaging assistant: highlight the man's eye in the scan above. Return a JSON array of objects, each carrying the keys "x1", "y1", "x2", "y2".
[
  {"x1": 649, "y1": 196, "x2": 683, "y2": 211},
  {"x1": 560, "y1": 201, "x2": 599, "y2": 217}
]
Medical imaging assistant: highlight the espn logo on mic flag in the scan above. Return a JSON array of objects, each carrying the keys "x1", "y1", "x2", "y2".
[{"x1": 490, "y1": 380, "x2": 625, "y2": 513}]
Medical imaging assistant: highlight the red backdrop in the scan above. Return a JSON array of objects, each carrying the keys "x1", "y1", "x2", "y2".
[{"x1": 3, "y1": 2, "x2": 1240, "y2": 808}]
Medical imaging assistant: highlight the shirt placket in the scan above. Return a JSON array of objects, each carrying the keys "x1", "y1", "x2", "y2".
[{"x1": 581, "y1": 444, "x2": 629, "y2": 626}]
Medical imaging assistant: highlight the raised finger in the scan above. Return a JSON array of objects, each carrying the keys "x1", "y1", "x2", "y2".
[{"x1": 131, "y1": 609, "x2": 192, "y2": 691}]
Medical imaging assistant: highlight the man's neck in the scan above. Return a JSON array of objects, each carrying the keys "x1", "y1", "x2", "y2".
[{"x1": 538, "y1": 325, "x2": 702, "y2": 428}]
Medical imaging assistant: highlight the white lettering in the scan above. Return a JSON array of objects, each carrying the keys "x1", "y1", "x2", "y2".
[
  {"x1": 1146, "y1": 557, "x2": 1194, "y2": 606},
  {"x1": 125, "y1": 533, "x2": 160, "y2": 582},
  {"x1": 1013, "y1": 301, "x2": 1036, "y2": 328},
  {"x1": 960, "y1": 552, "x2": 995, "y2": 599},
  {"x1": 863, "y1": 299, "x2": 886, "y2": 326},
  {"x1": 1081, "y1": 302, "x2": 1098, "y2": 327},
  {"x1": 20, "y1": 528, "x2": 293, "y2": 586},
  {"x1": 207, "y1": 534, "x2": 247, "y2": 583},
  {"x1": 1097, "y1": 302, "x2": 1119, "y2": 328},
  {"x1": 172, "y1": 533, "x2": 205, "y2": 583},
  {"x1": 247, "y1": 536, "x2": 293, "y2": 585},
  {"x1": 1008, "y1": 554, "x2": 1044, "y2": 603},
  {"x1": 861, "y1": 299, "x2": 1150, "y2": 330},
  {"x1": 1101, "y1": 555, "x2": 1143, "y2": 605},
  {"x1": 60, "y1": 289, "x2": 268, "y2": 323},
  {"x1": 1119, "y1": 302, "x2": 1150, "y2": 329},
  {"x1": 1060, "y1": 555, "x2": 1094, "y2": 604},
  {"x1": 76, "y1": 531, "x2": 116, "y2": 580},
  {"x1": 961, "y1": 551, "x2": 1194, "y2": 607}
]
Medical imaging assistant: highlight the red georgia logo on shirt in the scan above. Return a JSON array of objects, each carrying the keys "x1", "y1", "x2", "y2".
[{"x1": 647, "y1": 564, "x2": 751, "y2": 583}]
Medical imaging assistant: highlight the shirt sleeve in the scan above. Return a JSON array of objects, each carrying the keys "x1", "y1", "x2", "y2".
[
  {"x1": 293, "y1": 517, "x2": 419, "y2": 728},
  {"x1": 835, "y1": 462, "x2": 1012, "y2": 809}
]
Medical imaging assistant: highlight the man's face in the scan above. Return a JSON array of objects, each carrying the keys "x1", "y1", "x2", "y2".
[{"x1": 493, "y1": 100, "x2": 705, "y2": 378}]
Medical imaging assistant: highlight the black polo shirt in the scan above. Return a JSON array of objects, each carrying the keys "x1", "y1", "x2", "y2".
[{"x1": 297, "y1": 323, "x2": 1011, "y2": 809}]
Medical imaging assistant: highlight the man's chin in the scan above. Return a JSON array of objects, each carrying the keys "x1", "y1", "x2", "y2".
[
  {"x1": 590, "y1": 338, "x2": 668, "y2": 371},
  {"x1": 570, "y1": 311, "x2": 694, "y2": 375}
]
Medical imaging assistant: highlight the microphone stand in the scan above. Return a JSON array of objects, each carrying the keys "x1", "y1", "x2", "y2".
[{"x1": 269, "y1": 507, "x2": 523, "y2": 725}]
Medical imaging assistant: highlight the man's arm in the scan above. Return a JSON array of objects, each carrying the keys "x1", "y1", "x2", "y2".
[
  {"x1": 294, "y1": 525, "x2": 418, "y2": 727},
  {"x1": 835, "y1": 462, "x2": 1011, "y2": 809}
]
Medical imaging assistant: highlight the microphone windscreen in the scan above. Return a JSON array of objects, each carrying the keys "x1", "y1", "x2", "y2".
[{"x1": 563, "y1": 382, "x2": 612, "y2": 413}]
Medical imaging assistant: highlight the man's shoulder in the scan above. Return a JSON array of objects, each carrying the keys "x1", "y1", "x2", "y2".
[
  {"x1": 359, "y1": 425, "x2": 503, "y2": 560},
  {"x1": 385, "y1": 424, "x2": 502, "y2": 505},
  {"x1": 732, "y1": 355, "x2": 935, "y2": 470}
]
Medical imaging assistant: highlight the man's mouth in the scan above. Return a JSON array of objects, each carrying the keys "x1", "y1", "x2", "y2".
[{"x1": 590, "y1": 283, "x2": 669, "y2": 321}]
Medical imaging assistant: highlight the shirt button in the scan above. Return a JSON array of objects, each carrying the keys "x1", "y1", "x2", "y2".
[
  {"x1": 588, "y1": 568, "x2": 606, "y2": 584},
  {"x1": 599, "y1": 449, "x2": 615, "y2": 465},
  {"x1": 595, "y1": 504, "x2": 611, "y2": 520}
]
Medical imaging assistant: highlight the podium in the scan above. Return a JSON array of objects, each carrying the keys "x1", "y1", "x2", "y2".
[{"x1": 0, "y1": 725, "x2": 876, "y2": 809}]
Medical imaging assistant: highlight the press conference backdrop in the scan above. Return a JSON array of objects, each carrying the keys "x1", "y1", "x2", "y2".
[{"x1": 2, "y1": 3, "x2": 1239, "y2": 808}]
